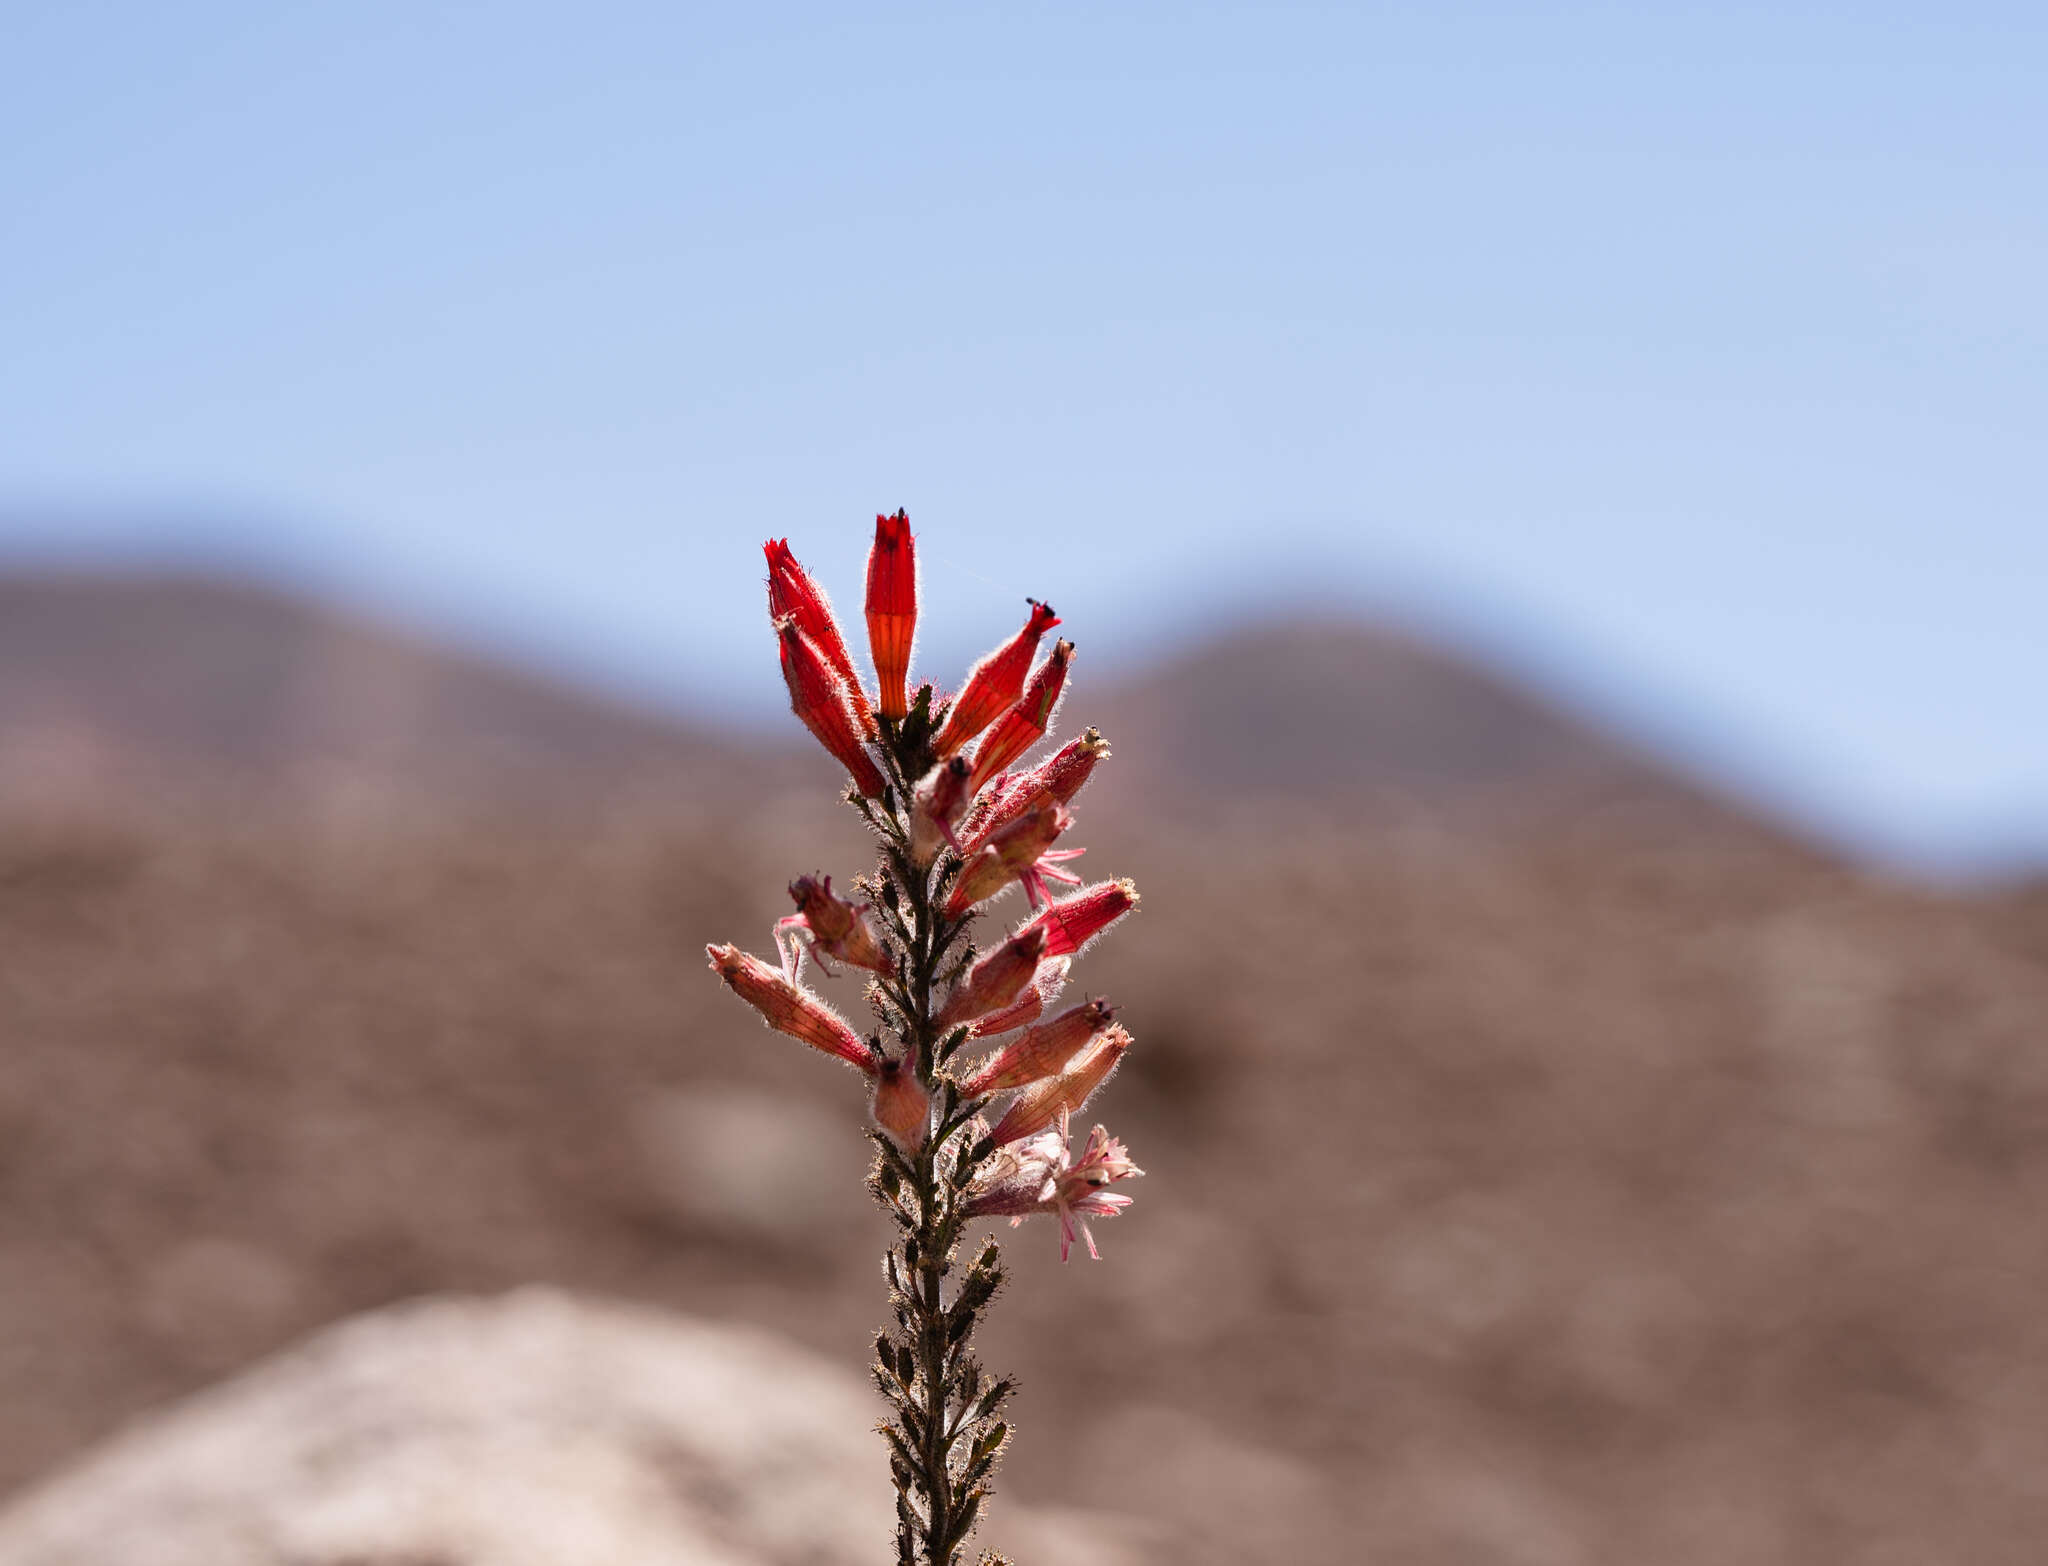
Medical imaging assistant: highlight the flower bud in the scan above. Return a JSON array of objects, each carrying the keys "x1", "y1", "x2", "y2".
[
  {"x1": 967, "y1": 639, "x2": 1073, "y2": 794},
  {"x1": 871, "y1": 1046, "x2": 930, "y2": 1151},
  {"x1": 864, "y1": 510, "x2": 917, "y2": 721},
  {"x1": 910, "y1": 755, "x2": 972, "y2": 864},
  {"x1": 934, "y1": 926, "x2": 1048, "y2": 1029},
  {"x1": 991, "y1": 1025, "x2": 1130, "y2": 1144},
  {"x1": 933, "y1": 600, "x2": 1061, "y2": 757},
  {"x1": 706, "y1": 943, "x2": 875, "y2": 1072},
  {"x1": 959, "y1": 997, "x2": 1118, "y2": 1096},
  {"x1": 779, "y1": 618, "x2": 887, "y2": 798},
  {"x1": 1016, "y1": 877, "x2": 1138, "y2": 959},
  {"x1": 784, "y1": 874, "x2": 890, "y2": 977},
  {"x1": 767, "y1": 538, "x2": 874, "y2": 737},
  {"x1": 967, "y1": 957, "x2": 1071, "y2": 1038},
  {"x1": 1029, "y1": 727, "x2": 1111, "y2": 806}
]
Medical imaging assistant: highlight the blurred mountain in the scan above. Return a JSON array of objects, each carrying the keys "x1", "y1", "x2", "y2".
[
  {"x1": 0, "y1": 573, "x2": 790, "y2": 819},
  {"x1": 0, "y1": 572, "x2": 1769, "y2": 849},
  {"x1": 1, "y1": 570, "x2": 2043, "y2": 1564}
]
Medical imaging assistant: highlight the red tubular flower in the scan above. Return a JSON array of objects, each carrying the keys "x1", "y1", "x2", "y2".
[
  {"x1": 943, "y1": 796, "x2": 1083, "y2": 916},
  {"x1": 991, "y1": 1025, "x2": 1131, "y2": 1144},
  {"x1": 776, "y1": 874, "x2": 891, "y2": 981},
  {"x1": 706, "y1": 943, "x2": 876, "y2": 1072},
  {"x1": 871, "y1": 1044, "x2": 930, "y2": 1151},
  {"x1": 958, "y1": 997, "x2": 1118, "y2": 1097},
  {"x1": 967, "y1": 957, "x2": 1071, "y2": 1038},
  {"x1": 932, "y1": 600, "x2": 1062, "y2": 758},
  {"x1": 934, "y1": 926, "x2": 1048, "y2": 1030},
  {"x1": 767, "y1": 538, "x2": 875, "y2": 737},
  {"x1": 957, "y1": 729, "x2": 1109, "y2": 857},
  {"x1": 1029, "y1": 726, "x2": 1111, "y2": 806},
  {"x1": 1016, "y1": 877, "x2": 1138, "y2": 959},
  {"x1": 780, "y1": 618, "x2": 887, "y2": 798},
  {"x1": 864, "y1": 510, "x2": 917, "y2": 721},
  {"x1": 967, "y1": 639, "x2": 1074, "y2": 795}
]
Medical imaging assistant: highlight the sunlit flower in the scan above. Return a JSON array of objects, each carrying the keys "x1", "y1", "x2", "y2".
[
  {"x1": 967, "y1": 638, "x2": 1074, "y2": 794},
  {"x1": 768, "y1": 538, "x2": 874, "y2": 736},
  {"x1": 1015, "y1": 877, "x2": 1138, "y2": 959},
  {"x1": 779, "y1": 618, "x2": 887, "y2": 798},
  {"x1": 706, "y1": 943, "x2": 875, "y2": 1072},
  {"x1": 933, "y1": 600, "x2": 1062, "y2": 757},
  {"x1": 864, "y1": 510, "x2": 918, "y2": 721}
]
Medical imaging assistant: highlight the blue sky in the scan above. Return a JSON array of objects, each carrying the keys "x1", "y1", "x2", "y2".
[{"x1": 2, "y1": 3, "x2": 2043, "y2": 875}]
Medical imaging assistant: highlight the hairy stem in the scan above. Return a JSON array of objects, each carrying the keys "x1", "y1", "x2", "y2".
[{"x1": 869, "y1": 708, "x2": 1012, "y2": 1566}]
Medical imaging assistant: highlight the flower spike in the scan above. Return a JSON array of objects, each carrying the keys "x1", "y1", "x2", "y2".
[
  {"x1": 864, "y1": 510, "x2": 917, "y2": 721},
  {"x1": 767, "y1": 538, "x2": 875, "y2": 737},
  {"x1": 714, "y1": 514, "x2": 1145, "y2": 1555},
  {"x1": 779, "y1": 618, "x2": 887, "y2": 798},
  {"x1": 968, "y1": 638, "x2": 1074, "y2": 794},
  {"x1": 706, "y1": 943, "x2": 876, "y2": 1072},
  {"x1": 933, "y1": 599, "x2": 1062, "y2": 758}
]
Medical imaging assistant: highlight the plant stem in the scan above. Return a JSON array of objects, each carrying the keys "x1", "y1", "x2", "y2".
[{"x1": 869, "y1": 715, "x2": 1011, "y2": 1566}]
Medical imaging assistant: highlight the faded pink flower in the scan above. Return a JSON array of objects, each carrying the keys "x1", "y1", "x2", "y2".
[
  {"x1": 967, "y1": 957, "x2": 1071, "y2": 1038},
  {"x1": 957, "y1": 997, "x2": 1119, "y2": 1097},
  {"x1": 776, "y1": 874, "x2": 890, "y2": 981},
  {"x1": 990, "y1": 1024, "x2": 1130, "y2": 1145},
  {"x1": 965, "y1": 1111, "x2": 1143, "y2": 1261},
  {"x1": 705, "y1": 943, "x2": 875, "y2": 1073},
  {"x1": 870, "y1": 1043, "x2": 930, "y2": 1151}
]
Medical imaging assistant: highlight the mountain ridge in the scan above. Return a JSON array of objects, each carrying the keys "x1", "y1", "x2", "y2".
[{"x1": 0, "y1": 569, "x2": 1799, "y2": 858}]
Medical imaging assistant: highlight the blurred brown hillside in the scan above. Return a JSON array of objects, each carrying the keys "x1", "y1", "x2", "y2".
[{"x1": 2, "y1": 573, "x2": 2045, "y2": 1564}]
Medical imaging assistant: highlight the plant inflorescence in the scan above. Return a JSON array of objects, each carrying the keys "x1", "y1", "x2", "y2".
[{"x1": 707, "y1": 512, "x2": 1144, "y2": 1566}]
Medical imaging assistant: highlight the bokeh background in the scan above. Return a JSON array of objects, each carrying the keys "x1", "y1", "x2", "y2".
[{"x1": 2, "y1": 5, "x2": 2045, "y2": 1563}]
